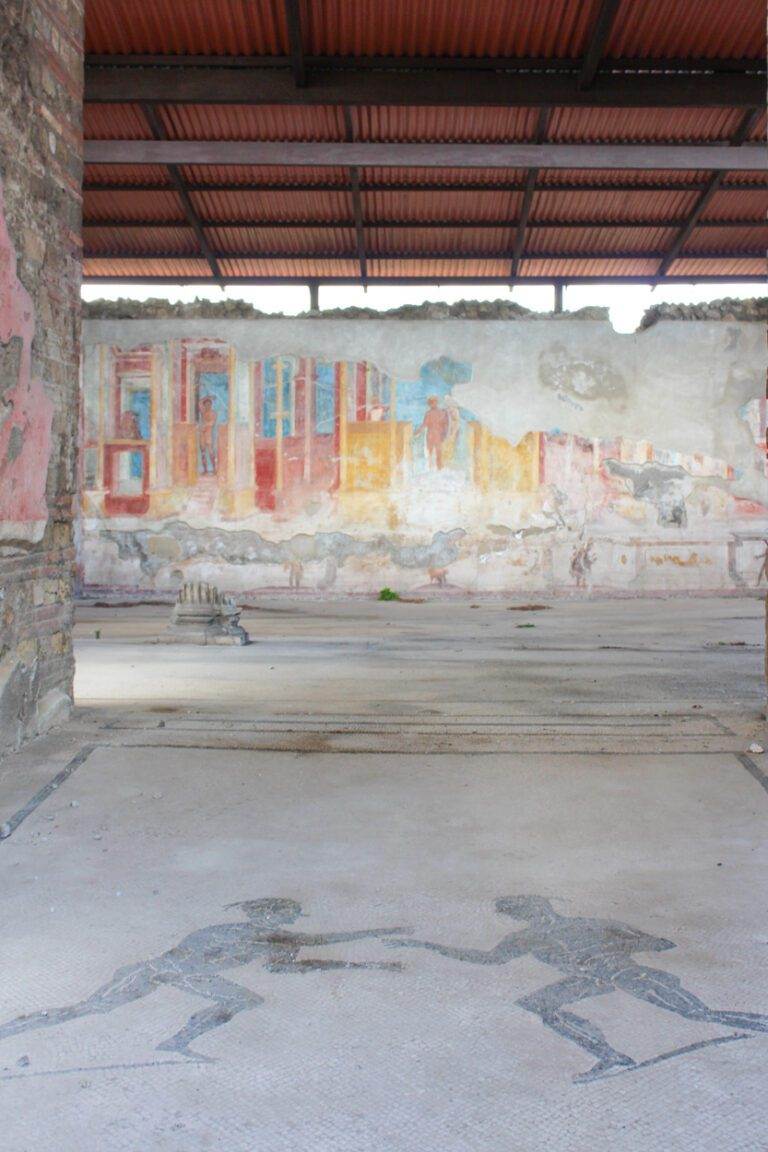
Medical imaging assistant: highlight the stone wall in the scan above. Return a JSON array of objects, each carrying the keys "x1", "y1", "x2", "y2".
[
  {"x1": 0, "y1": 1, "x2": 82, "y2": 751},
  {"x1": 80, "y1": 312, "x2": 767, "y2": 600}
]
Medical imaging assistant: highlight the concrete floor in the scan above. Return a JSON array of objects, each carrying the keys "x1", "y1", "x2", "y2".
[{"x1": 0, "y1": 597, "x2": 766, "y2": 1151}]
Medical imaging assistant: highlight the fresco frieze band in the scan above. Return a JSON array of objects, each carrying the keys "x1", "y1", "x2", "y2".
[{"x1": 79, "y1": 317, "x2": 768, "y2": 596}]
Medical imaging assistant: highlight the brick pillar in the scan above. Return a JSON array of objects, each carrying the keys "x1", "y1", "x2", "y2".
[{"x1": 0, "y1": 1, "x2": 83, "y2": 751}]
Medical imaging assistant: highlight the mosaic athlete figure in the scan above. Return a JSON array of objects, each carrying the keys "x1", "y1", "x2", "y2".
[
  {"x1": 388, "y1": 895, "x2": 768, "y2": 1080},
  {"x1": 0, "y1": 898, "x2": 410, "y2": 1062}
]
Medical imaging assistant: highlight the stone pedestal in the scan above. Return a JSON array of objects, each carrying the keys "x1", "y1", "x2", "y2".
[{"x1": 166, "y1": 582, "x2": 250, "y2": 645}]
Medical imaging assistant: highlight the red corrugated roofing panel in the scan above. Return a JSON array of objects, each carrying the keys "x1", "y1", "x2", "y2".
[
  {"x1": 84, "y1": 104, "x2": 151, "y2": 139},
  {"x1": 303, "y1": 0, "x2": 599, "y2": 58},
  {"x1": 702, "y1": 189, "x2": 768, "y2": 221},
  {"x1": 158, "y1": 104, "x2": 345, "y2": 141},
  {"x1": 364, "y1": 189, "x2": 522, "y2": 223},
  {"x1": 521, "y1": 257, "x2": 661, "y2": 277},
  {"x1": 539, "y1": 168, "x2": 712, "y2": 187},
  {"x1": 527, "y1": 226, "x2": 676, "y2": 255},
  {"x1": 353, "y1": 106, "x2": 539, "y2": 143},
  {"x1": 361, "y1": 167, "x2": 529, "y2": 187},
  {"x1": 83, "y1": 225, "x2": 196, "y2": 256},
  {"x1": 669, "y1": 257, "x2": 767, "y2": 276},
  {"x1": 723, "y1": 170, "x2": 768, "y2": 187},
  {"x1": 207, "y1": 225, "x2": 355, "y2": 256},
  {"x1": 682, "y1": 225, "x2": 768, "y2": 253},
  {"x1": 531, "y1": 188, "x2": 699, "y2": 223},
  {"x1": 367, "y1": 226, "x2": 512, "y2": 256},
  {"x1": 83, "y1": 190, "x2": 185, "y2": 223},
  {"x1": 190, "y1": 188, "x2": 353, "y2": 222},
  {"x1": 83, "y1": 257, "x2": 212, "y2": 278},
  {"x1": 84, "y1": 164, "x2": 171, "y2": 187},
  {"x1": 178, "y1": 164, "x2": 350, "y2": 187},
  {"x1": 86, "y1": 0, "x2": 286, "y2": 56},
  {"x1": 549, "y1": 107, "x2": 744, "y2": 144},
  {"x1": 369, "y1": 259, "x2": 511, "y2": 277},
  {"x1": 220, "y1": 257, "x2": 360, "y2": 278},
  {"x1": 607, "y1": 0, "x2": 765, "y2": 59}
]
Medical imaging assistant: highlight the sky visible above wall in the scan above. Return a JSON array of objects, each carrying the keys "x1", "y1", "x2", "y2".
[{"x1": 80, "y1": 281, "x2": 763, "y2": 335}]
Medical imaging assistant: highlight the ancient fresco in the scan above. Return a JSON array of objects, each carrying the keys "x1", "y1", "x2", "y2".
[
  {"x1": 0, "y1": 176, "x2": 54, "y2": 546},
  {"x1": 79, "y1": 325, "x2": 768, "y2": 594}
]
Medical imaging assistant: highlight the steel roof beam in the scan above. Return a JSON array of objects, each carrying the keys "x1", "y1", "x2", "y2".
[
  {"x1": 83, "y1": 248, "x2": 766, "y2": 262},
  {"x1": 82, "y1": 179, "x2": 767, "y2": 194},
  {"x1": 82, "y1": 274, "x2": 767, "y2": 285},
  {"x1": 579, "y1": 0, "x2": 623, "y2": 89},
  {"x1": 83, "y1": 217, "x2": 767, "y2": 231},
  {"x1": 140, "y1": 104, "x2": 223, "y2": 284},
  {"x1": 84, "y1": 66, "x2": 763, "y2": 108},
  {"x1": 656, "y1": 108, "x2": 766, "y2": 278},
  {"x1": 83, "y1": 141, "x2": 768, "y2": 171}
]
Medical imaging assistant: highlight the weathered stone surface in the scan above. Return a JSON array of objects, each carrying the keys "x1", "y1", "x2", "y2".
[
  {"x1": 165, "y1": 581, "x2": 250, "y2": 646},
  {"x1": 0, "y1": 0, "x2": 82, "y2": 754},
  {"x1": 640, "y1": 297, "x2": 768, "y2": 328},
  {"x1": 82, "y1": 297, "x2": 609, "y2": 322}
]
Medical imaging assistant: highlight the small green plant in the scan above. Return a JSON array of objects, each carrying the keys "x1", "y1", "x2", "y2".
[{"x1": 378, "y1": 587, "x2": 401, "y2": 601}]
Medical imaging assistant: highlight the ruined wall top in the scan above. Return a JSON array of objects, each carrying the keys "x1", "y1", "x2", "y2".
[
  {"x1": 82, "y1": 297, "x2": 609, "y2": 322},
  {"x1": 82, "y1": 295, "x2": 768, "y2": 328}
]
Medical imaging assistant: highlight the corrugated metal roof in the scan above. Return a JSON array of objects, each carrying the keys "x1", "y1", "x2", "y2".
[
  {"x1": 353, "y1": 106, "x2": 539, "y2": 143},
  {"x1": 527, "y1": 226, "x2": 676, "y2": 255},
  {"x1": 84, "y1": 190, "x2": 185, "y2": 222},
  {"x1": 302, "y1": 0, "x2": 599, "y2": 58},
  {"x1": 702, "y1": 189, "x2": 768, "y2": 220},
  {"x1": 670, "y1": 256, "x2": 767, "y2": 276},
  {"x1": 364, "y1": 189, "x2": 523, "y2": 223},
  {"x1": 178, "y1": 165, "x2": 350, "y2": 187},
  {"x1": 539, "y1": 168, "x2": 712, "y2": 187},
  {"x1": 607, "y1": 0, "x2": 765, "y2": 59},
  {"x1": 521, "y1": 257, "x2": 661, "y2": 277},
  {"x1": 84, "y1": 225, "x2": 197, "y2": 256},
  {"x1": 189, "y1": 188, "x2": 353, "y2": 222},
  {"x1": 81, "y1": 0, "x2": 766, "y2": 283},
  {"x1": 84, "y1": 164, "x2": 172, "y2": 187},
  {"x1": 219, "y1": 257, "x2": 360, "y2": 278},
  {"x1": 531, "y1": 188, "x2": 699, "y2": 223},
  {"x1": 83, "y1": 257, "x2": 212, "y2": 277},
  {"x1": 369, "y1": 259, "x2": 511, "y2": 277},
  {"x1": 207, "y1": 225, "x2": 355, "y2": 256},
  {"x1": 367, "y1": 226, "x2": 513, "y2": 256},
  {"x1": 86, "y1": 0, "x2": 286, "y2": 56},
  {"x1": 158, "y1": 104, "x2": 345, "y2": 141},
  {"x1": 84, "y1": 104, "x2": 151, "y2": 139},
  {"x1": 549, "y1": 107, "x2": 744, "y2": 144},
  {"x1": 681, "y1": 225, "x2": 768, "y2": 253}
]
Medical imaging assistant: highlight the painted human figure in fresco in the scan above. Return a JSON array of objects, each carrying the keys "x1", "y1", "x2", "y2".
[
  {"x1": 118, "y1": 410, "x2": 141, "y2": 440},
  {"x1": 198, "y1": 395, "x2": 218, "y2": 474},
  {"x1": 388, "y1": 896, "x2": 768, "y2": 1082},
  {"x1": 570, "y1": 538, "x2": 596, "y2": 588},
  {"x1": 0, "y1": 898, "x2": 410, "y2": 1063},
  {"x1": 415, "y1": 395, "x2": 449, "y2": 470}
]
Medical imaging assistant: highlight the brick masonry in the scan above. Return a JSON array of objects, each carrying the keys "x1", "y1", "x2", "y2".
[{"x1": 0, "y1": 0, "x2": 83, "y2": 752}]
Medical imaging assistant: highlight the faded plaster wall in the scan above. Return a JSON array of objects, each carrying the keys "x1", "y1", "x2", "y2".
[
  {"x1": 0, "y1": 1, "x2": 82, "y2": 751},
  {"x1": 80, "y1": 314, "x2": 767, "y2": 599}
]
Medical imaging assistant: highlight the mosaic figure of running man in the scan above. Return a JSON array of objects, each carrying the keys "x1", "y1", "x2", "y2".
[
  {"x1": 0, "y1": 898, "x2": 410, "y2": 1062},
  {"x1": 389, "y1": 895, "x2": 768, "y2": 1080}
]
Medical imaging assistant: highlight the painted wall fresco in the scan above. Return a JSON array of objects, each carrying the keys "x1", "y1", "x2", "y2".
[
  {"x1": 79, "y1": 321, "x2": 768, "y2": 596},
  {"x1": 0, "y1": 176, "x2": 54, "y2": 546}
]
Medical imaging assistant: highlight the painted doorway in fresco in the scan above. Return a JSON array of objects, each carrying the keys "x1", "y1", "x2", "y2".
[{"x1": 253, "y1": 357, "x2": 340, "y2": 512}]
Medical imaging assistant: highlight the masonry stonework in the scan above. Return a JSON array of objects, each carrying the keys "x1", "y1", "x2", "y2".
[{"x1": 0, "y1": 1, "x2": 83, "y2": 751}]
